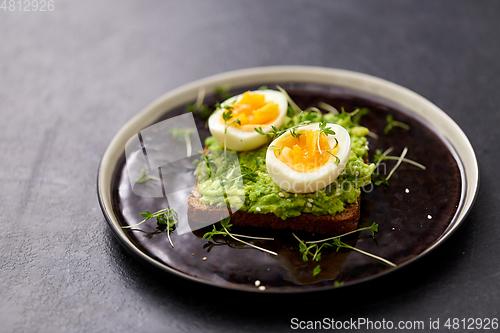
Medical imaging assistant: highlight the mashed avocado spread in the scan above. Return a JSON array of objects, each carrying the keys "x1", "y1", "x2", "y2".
[{"x1": 194, "y1": 110, "x2": 375, "y2": 219}]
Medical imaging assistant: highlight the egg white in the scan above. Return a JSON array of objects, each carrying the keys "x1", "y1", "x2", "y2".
[
  {"x1": 266, "y1": 123, "x2": 351, "y2": 194},
  {"x1": 208, "y1": 89, "x2": 287, "y2": 151}
]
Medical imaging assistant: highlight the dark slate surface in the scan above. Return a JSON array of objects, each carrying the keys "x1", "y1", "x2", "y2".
[{"x1": 1, "y1": 1, "x2": 499, "y2": 332}]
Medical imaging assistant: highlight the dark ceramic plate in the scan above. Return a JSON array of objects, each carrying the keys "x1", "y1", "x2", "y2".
[{"x1": 97, "y1": 67, "x2": 479, "y2": 293}]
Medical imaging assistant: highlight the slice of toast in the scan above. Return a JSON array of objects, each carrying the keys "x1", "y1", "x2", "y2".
[{"x1": 187, "y1": 186, "x2": 360, "y2": 235}]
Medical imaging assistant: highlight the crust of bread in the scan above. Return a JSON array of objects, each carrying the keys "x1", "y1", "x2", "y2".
[{"x1": 187, "y1": 186, "x2": 360, "y2": 235}]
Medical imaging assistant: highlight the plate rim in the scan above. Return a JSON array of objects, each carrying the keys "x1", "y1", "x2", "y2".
[{"x1": 97, "y1": 65, "x2": 479, "y2": 293}]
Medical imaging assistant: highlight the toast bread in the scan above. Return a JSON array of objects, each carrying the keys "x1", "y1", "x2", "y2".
[{"x1": 187, "y1": 186, "x2": 360, "y2": 235}]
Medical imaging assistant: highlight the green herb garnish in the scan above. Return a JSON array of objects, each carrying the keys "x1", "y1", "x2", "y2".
[
  {"x1": 186, "y1": 88, "x2": 213, "y2": 119},
  {"x1": 136, "y1": 168, "x2": 161, "y2": 183},
  {"x1": 373, "y1": 147, "x2": 409, "y2": 186},
  {"x1": 203, "y1": 217, "x2": 277, "y2": 255},
  {"x1": 374, "y1": 178, "x2": 390, "y2": 186},
  {"x1": 332, "y1": 238, "x2": 396, "y2": 267},
  {"x1": 254, "y1": 125, "x2": 287, "y2": 141},
  {"x1": 374, "y1": 148, "x2": 426, "y2": 170},
  {"x1": 240, "y1": 165, "x2": 258, "y2": 182},
  {"x1": 305, "y1": 222, "x2": 379, "y2": 244},
  {"x1": 215, "y1": 85, "x2": 232, "y2": 101},
  {"x1": 292, "y1": 222, "x2": 395, "y2": 276},
  {"x1": 277, "y1": 85, "x2": 302, "y2": 115},
  {"x1": 277, "y1": 85, "x2": 322, "y2": 118},
  {"x1": 293, "y1": 233, "x2": 333, "y2": 262},
  {"x1": 269, "y1": 145, "x2": 283, "y2": 155},
  {"x1": 319, "y1": 120, "x2": 337, "y2": 137},
  {"x1": 352, "y1": 108, "x2": 370, "y2": 125},
  {"x1": 290, "y1": 127, "x2": 304, "y2": 140},
  {"x1": 318, "y1": 101, "x2": 339, "y2": 115},
  {"x1": 221, "y1": 105, "x2": 239, "y2": 157},
  {"x1": 334, "y1": 280, "x2": 344, "y2": 287},
  {"x1": 170, "y1": 127, "x2": 196, "y2": 157},
  {"x1": 318, "y1": 120, "x2": 340, "y2": 164},
  {"x1": 122, "y1": 208, "x2": 178, "y2": 248},
  {"x1": 384, "y1": 114, "x2": 410, "y2": 135}
]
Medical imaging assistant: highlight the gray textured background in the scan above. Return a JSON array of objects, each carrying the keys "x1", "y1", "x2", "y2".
[{"x1": 1, "y1": 1, "x2": 499, "y2": 332}]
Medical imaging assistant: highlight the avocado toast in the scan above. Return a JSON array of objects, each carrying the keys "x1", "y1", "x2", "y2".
[{"x1": 188, "y1": 90, "x2": 375, "y2": 235}]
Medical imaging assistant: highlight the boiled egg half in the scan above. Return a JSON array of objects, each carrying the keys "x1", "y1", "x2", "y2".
[
  {"x1": 208, "y1": 89, "x2": 287, "y2": 151},
  {"x1": 266, "y1": 123, "x2": 351, "y2": 193}
]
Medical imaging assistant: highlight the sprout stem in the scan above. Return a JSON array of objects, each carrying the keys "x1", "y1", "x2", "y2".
[
  {"x1": 277, "y1": 85, "x2": 302, "y2": 115},
  {"x1": 374, "y1": 147, "x2": 394, "y2": 169},
  {"x1": 305, "y1": 224, "x2": 377, "y2": 244},
  {"x1": 347, "y1": 245, "x2": 397, "y2": 267},
  {"x1": 379, "y1": 156, "x2": 426, "y2": 170},
  {"x1": 223, "y1": 225, "x2": 277, "y2": 255},
  {"x1": 194, "y1": 87, "x2": 206, "y2": 110},
  {"x1": 122, "y1": 208, "x2": 171, "y2": 229},
  {"x1": 318, "y1": 101, "x2": 339, "y2": 114},
  {"x1": 386, "y1": 147, "x2": 408, "y2": 181}
]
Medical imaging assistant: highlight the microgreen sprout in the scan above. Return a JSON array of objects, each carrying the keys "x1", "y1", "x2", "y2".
[
  {"x1": 186, "y1": 87, "x2": 212, "y2": 119},
  {"x1": 269, "y1": 145, "x2": 283, "y2": 155},
  {"x1": 203, "y1": 217, "x2": 277, "y2": 255},
  {"x1": 305, "y1": 222, "x2": 379, "y2": 244},
  {"x1": 221, "y1": 106, "x2": 239, "y2": 157},
  {"x1": 318, "y1": 101, "x2": 339, "y2": 115},
  {"x1": 379, "y1": 156, "x2": 426, "y2": 169},
  {"x1": 340, "y1": 107, "x2": 360, "y2": 118},
  {"x1": 293, "y1": 233, "x2": 333, "y2": 262},
  {"x1": 254, "y1": 126, "x2": 268, "y2": 139},
  {"x1": 350, "y1": 108, "x2": 378, "y2": 139},
  {"x1": 202, "y1": 153, "x2": 212, "y2": 178},
  {"x1": 290, "y1": 127, "x2": 304, "y2": 140},
  {"x1": 277, "y1": 85, "x2": 322, "y2": 117},
  {"x1": 137, "y1": 168, "x2": 161, "y2": 183},
  {"x1": 318, "y1": 120, "x2": 340, "y2": 164},
  {"x1": 170, "y1": 127, "x2": 196, "y2": 157},
  {"x1": 352, "y1": 108, "x2": 370, "y2": 125},
  {"x1": 318, "y1": 120, "x2": 336, "y2": 152},
  {"x1": 334, "y1": 281, "x2": 344, "y2": 287},
  {"x1": 240, "y1": 165, "x2": 258, "y2": 182},
  {"x1": 326, "y1": 152, "x2": 341, "y2": 165},
  {"x1": 122, "y1": 208, "x2": 178, "y2": 248},
  {"x1": 385, "y1": 147, "x2": 408, "y2": 179},
  {"x1": 292, "y1": 222, "x2": 396, "y2": 274},
  {"x1": 313, "y1": 265, "x2": 322, "y2": 277},
  {"x1": 384, "y1": 114, "x2": 410, "y2": 135},
  {"x1": 194, "y1": 88, "x2": 205, "y2": 110},
  {"x1": 277, "y1": 85, "x2": 302, "y2": 115},
  {"x1": 374, "y1": 147, "x2": 394, "y2": 170},
  {"x1": 254, "y1": 125, "x2": 287, "y2": 141},
  {"x1": 374, "y1": 147, "x2": 409, "y2": 186},
  {"x1": 319, "y1": 120, "x2": 337, "y2": 137},
  {"x1": 374, "y1": 177, "x2": 390, "y2": 187},
  {"x1": 215, "y1": 85, "x2": 232, "y2": 101},
  {"x1": 332, "y1": 238, "x2": 396, "y2": 267},
  {"x1": 374, "y1": 148, "x2": 426, "y2": 170}
]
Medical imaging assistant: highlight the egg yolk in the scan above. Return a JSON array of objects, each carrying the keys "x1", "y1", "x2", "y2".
[
  {"x1": 274, "y1": 129, "x2": 337, "y2": 172},
  {"x1": 221, "y1": 91, "x2": 280, "y2": 132}
]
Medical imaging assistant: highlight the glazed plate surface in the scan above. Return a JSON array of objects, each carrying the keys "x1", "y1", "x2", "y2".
[{"x1": 97, "y1": 67, "x2": 478, "y2": 293}]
